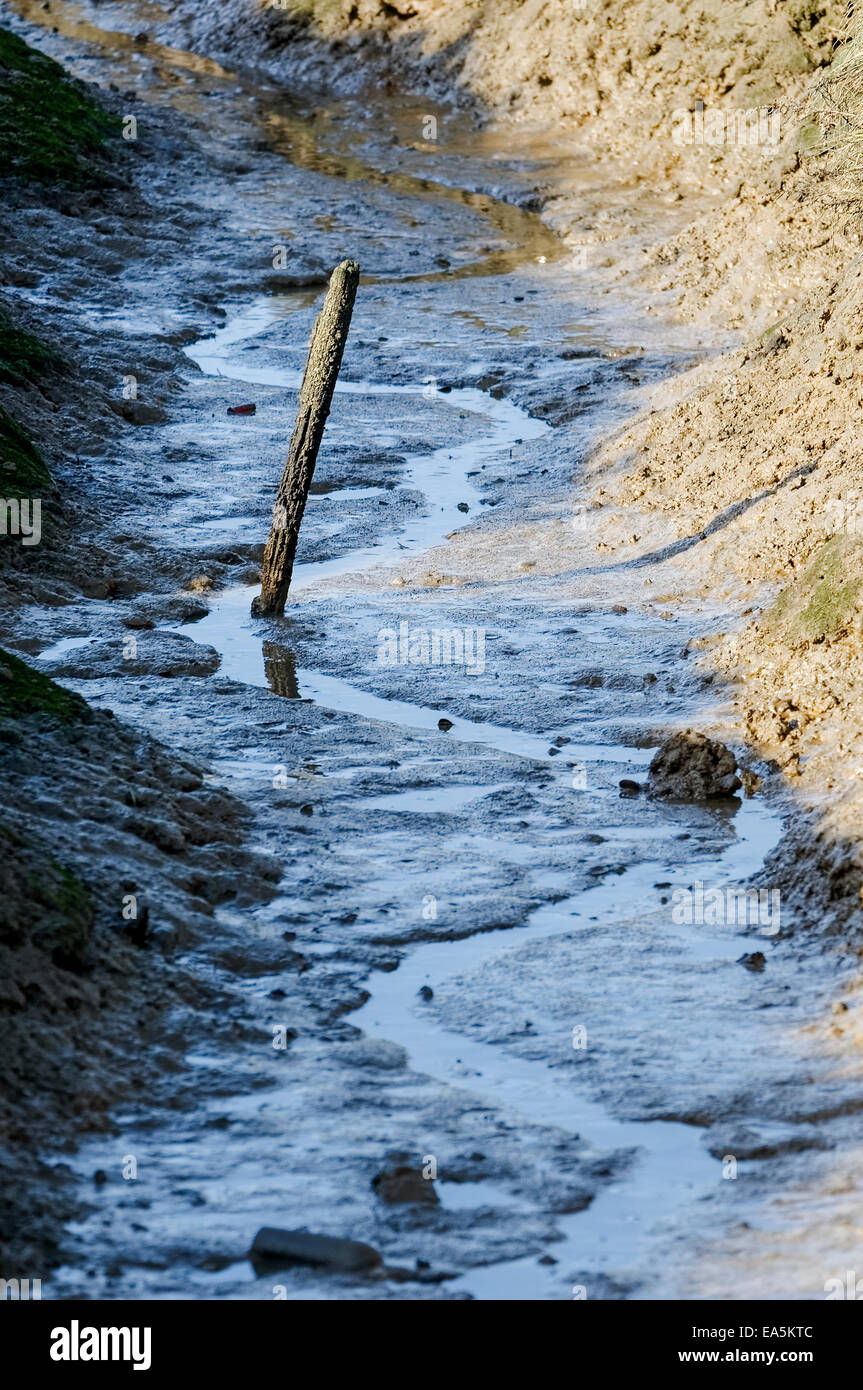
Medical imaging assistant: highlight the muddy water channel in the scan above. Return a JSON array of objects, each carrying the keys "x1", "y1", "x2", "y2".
[{"x1": 13, "y1": 1, "x2": 863, "y2": 1300}]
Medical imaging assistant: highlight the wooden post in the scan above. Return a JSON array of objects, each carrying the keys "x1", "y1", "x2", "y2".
[{"x1": 253, "y1": 259, "x2": 360, "y2": 616}]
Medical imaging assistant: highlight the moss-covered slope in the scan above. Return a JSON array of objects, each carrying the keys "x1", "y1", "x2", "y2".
[{"x1": 0, "y1": 26, "x2": 119, "y2": 186}]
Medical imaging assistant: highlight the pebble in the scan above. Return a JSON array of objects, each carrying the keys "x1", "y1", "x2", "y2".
[{"x1": 251, "y1": 1228, "x2": 382, "y2": 1272}]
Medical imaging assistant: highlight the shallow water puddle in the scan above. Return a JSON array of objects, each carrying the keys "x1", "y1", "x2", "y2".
[
  {"x1": 437, "y1": 1181, "x2": 525, "y2": 1213},
  {"x1": 357, "y1": 784, "x2": 512, "y2": 813}
]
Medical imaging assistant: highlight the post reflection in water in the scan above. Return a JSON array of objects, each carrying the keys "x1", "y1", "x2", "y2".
[{"x1": 263, "y1": 641, "x2": 300, "y2": 700}]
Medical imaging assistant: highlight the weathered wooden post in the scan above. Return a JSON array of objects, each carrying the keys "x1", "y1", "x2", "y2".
[{"x1": 253, "y1": 258, "x2": 360, "y2": 616}]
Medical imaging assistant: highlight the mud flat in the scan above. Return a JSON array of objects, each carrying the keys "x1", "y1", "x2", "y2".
[{"x1": 1, "y1": 2, "x2": 862, "y2": 1302}]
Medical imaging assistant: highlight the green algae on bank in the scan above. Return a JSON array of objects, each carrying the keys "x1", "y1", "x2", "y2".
[
  {"x1": 0, "y1": 647, "x2": 89, "y2": 723},
  {"x1": 0, "y1": 404, "x2": 51, "y2": 502},
  {"x1": 0, "y1": 25, "x2": 120, "y2": 185},
  {"x1": 0, "y1": 306, "x2": 61, "y2": 506},
  {"x1": 0, "y1": 306, "x2": 64, "y2": 389},
  {"x1": 766, "y1": 535, "x2": 863, "y2": 645},
  {"x1": 15, "y1": 844, "x2": 94, "y2": 965}
]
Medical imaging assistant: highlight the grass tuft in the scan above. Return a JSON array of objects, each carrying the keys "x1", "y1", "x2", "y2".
[{"x1": 803, "y1": 6, "x2": 863, "y2": 211}]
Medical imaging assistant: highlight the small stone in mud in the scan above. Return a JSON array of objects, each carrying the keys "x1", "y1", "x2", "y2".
[
  {"x1": 457, "y1": 502, "x2": 469, "y2": 513},
  {"x1": 198, "y1": 1254, "x2": 234, "y2": 1273},
  {"x1": 438, "y1": 717, "x2": 453, "y2": 731},
  {"x1": 387, "y1": 1263, "x2": 455, "y2": 1285},
  {"x1": 619, "y1": 778, "x2": 642, "y2": 796},
  {"x1": 187, "y1": 575, "x2": 214, "y2": 593},
  {"x1": 300, "y1": 804, "x2": 313, "y2": 816},
  {"x1": 372, "y1": 1165, "x2": 439, "y2": 1206},
  {"x1": 538, "y1": 1254, "x2": 558, "y2": 1265},
  {"x1": 738, "y1": 951, "x2": 766, "y2": 972},
  {"x1": 419, "y1": 985, "x2": 433, "y2": 1000},
  {"x1": 612, "y1": 604, "x2": 628, "y2": 614},
  {"x1": 93, "y1": 1170, "x2": 108, "y2": 1186},
  {"x1": 111, "y1": 399, "x2": 166, "y2": 426},
  {"x1": 647, "y1": 730, "x2": 741, "y2": 801},
  {"x1": 251, "y1": 1228, "x2": 382, "y2": 1272}
]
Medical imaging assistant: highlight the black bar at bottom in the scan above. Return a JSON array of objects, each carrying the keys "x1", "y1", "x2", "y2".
[{"x1": 1, "y1": 1298, "x2": 855, "y2": 1375}]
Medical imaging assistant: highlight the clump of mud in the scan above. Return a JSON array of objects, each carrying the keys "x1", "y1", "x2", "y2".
[{"x1": 647, "y1": 730, "x2": 741, "y2": 801}]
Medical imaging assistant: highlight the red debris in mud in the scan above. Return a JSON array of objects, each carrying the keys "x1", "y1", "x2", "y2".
[{"x1": 227, "y1": 403, "x2": 256, "y2": 415}]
